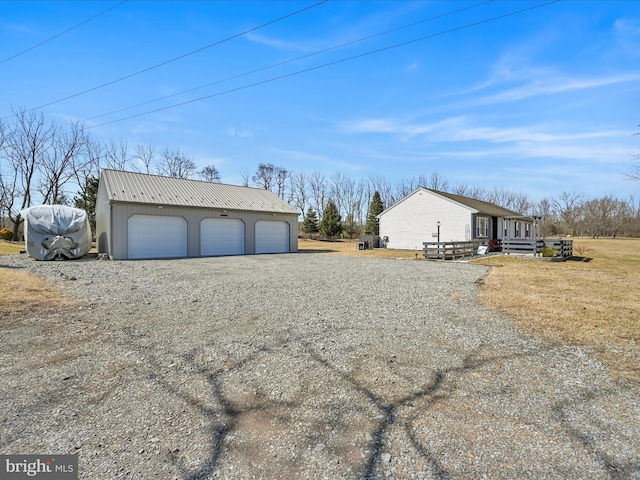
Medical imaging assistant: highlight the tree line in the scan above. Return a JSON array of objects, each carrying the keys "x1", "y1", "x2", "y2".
[{"x1": 1, "y1": 109, "x2": 638, "y2": 240}]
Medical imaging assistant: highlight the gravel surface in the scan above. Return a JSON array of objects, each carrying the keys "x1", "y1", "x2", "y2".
[{"x1": 1, "y1": 253, "x2": 638, "y2": 479}]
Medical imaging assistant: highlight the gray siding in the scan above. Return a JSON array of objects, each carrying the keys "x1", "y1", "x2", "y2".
[{"x1": 106, "y1": 202, "x2": 298, "y2": 259}]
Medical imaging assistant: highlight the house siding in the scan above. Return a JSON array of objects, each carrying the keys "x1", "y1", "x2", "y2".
[{"x1": 379, "y1": 189, "x2": 475, "y2": 250}]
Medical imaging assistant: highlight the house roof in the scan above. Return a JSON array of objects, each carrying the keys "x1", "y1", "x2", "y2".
[
  {"x1": 379, "y1": 187, "x2": 522, "y2": 218},
  {"x1": 100, "y1": 169, "x2": 299, "y2": 215},
  {"x1": 427, "y1": 189, "x2": 522, "y2": 217}
]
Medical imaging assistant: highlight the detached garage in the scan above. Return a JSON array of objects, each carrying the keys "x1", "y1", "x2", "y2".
[{"x1": 96, "y1": 169, "x2": 299, "y2": 260}]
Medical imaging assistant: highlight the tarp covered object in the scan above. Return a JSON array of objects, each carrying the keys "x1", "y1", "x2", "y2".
[{"x1": 20, "y1": 205, "x2": 92, "y2": 260}]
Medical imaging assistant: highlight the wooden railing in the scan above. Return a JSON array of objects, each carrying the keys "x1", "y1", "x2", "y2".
[
  {"x1": 501, "y1": 239, "x2": 543, "y2": 255},
  {"x1": 502, "y1": 239, "x2": 573, "y2": 257},
  {"x1": 423, "y1": 241, "x2": 482, "y2": 260},
  {"x1": 543, "y1": 239, "x2": 573, "y2": 257}
]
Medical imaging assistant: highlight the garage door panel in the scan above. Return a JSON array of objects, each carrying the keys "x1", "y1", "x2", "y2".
[
  {"x1": 201, "y1": 218, "x2": 245, "y2": 256},
  {"x1": 255, "y1": 220, "x2": 289, "y2": 254},
  {"x1": 128, "y1": 215, "x2": 187, "y2": 259}
]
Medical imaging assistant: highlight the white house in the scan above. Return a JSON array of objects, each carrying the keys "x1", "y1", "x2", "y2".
[{"x1": 378, "y1": 188, "x2": 535, "y2": 250}]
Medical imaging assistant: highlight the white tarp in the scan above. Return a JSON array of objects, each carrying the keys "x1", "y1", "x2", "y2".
[{"x1": 20, "y1": 205, "x2": 92, "y2": 260}]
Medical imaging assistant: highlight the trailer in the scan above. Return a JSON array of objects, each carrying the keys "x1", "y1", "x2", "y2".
[{"x1": 20, "y1": 205, "x2": 92, "y2": 260}]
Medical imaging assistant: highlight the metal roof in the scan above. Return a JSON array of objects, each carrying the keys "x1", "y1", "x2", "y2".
[
  {"x1": 427, "y1": 189, "x2": 521, "y2": 217},
  {"x1": 100, "y1": 169, "x2": 299, "y2": 215}
]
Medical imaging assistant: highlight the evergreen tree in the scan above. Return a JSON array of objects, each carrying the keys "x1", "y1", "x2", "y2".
[
  {"x1": 365, "y1": 191, "x2": 384, "y2": 235},
  {"x1": 301, "y1": 206, "x2": 319, "y2": 236},
  {"x1": 319, "y1": 200, "x2": 342, "y2": 239},
  {"x1": 343, "y1": 213, "x2": 359, "y2": 239},
  {"x1": 73, "y1": 177, "x2": 99, "y2": 236}
]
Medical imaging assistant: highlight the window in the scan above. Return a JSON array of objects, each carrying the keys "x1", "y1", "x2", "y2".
[
  {"x1": 514, "y1": 221, "x2": 521, "y2": 238},
  {"x1": 503, "y1": 220, "x2": 508, "y2": 238},
  {"x1": 476, "y1": 217, "x2": 488, "y2": 238},
  {"x1": 525, "y1": 222, "x2": 531, "y2": 238}
]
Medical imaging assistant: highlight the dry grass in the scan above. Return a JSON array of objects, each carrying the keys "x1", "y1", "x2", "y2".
[
  {"x1": 471, "y1": 238, "x2": 640, "y2": 383},
  {"x1": 0, "y1": 239, "x2": 23, "y2": 255},
  {"x1": 298, "y1": 238, "x2": 425, "y2": 260},
  {"x1": 0, "y1": 268, "x2": 73, "y2": 319}
]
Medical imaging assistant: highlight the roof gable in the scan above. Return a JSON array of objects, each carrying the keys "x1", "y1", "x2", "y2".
[{"x1": 100, "y1": 169, "x2": 298, "y2": 215}]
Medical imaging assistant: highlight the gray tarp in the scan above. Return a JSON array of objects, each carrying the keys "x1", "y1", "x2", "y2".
[{"x1": 20, "y1": 205, "x2": 92, "y2": 261}]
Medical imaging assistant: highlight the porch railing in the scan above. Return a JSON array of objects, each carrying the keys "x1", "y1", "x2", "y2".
[
  {"x1": 423, "y1": 241, "x2": 482, "y2": 260},
  {"x1": 502, "y1": 239, "x2": 573, "y2": 257}
]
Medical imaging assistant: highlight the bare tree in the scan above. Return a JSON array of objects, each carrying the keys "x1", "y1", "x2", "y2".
[
  {"x1": 580, "y1": 195, "x2": 628, "y2": 238},
  {"x1": 38, "y1": 120, "x2": 89, "y2": 205},
  {"x1": 0, "y1": 119, "x2": 9, "y2": 228},
  {"x1": 342, "y1": 177, "x2": 364, "y2": 237},
  {"x1": 367, "y1": 174, "x2": 394, "y2": 208},
  {"x1": 427, "y1": 171, "x2": 449, "y2": 192},
  {"x1": 533, "y1": 197, "x2": 558, "y2": 237},
  {"x1": 199, "y1": 165, "x2": 221, "y2": 182},
  {"x1": 553, "y1": 191, "x2": 584, "y2": 236},
  {"x1": 104, "y1": 138, "x2": 131, "y2": 171},
  {"x1": 330, "y1": 171, "x2": 348, "y2": 218},
  {"x1": 239, "y1": 169, "x2": 251, "y2": 188},
  {"x1": 252, "y1": 163, "x2": 276, "y2": 191},
  {"x1": 275, "y1": 165, "x2": 288, "y2": 200},
  {"x1": 133, "y1": 143, "x2": 155, "y2": 174},
  {"x1": 395, "y1": 176, "x2": 418, "y2": 199},
  {"x1": 288, "y1": 170, "x2": 308, "y2": 215},
  {"x1": 308, "y1": 171, "x2": 328, "y2": 220},
  {"x1": 157, "y1": 147, "x2": 196, "y2": 179},
  {"x1": 3, "y1": 109, "x2": 55, "y2": 238}
]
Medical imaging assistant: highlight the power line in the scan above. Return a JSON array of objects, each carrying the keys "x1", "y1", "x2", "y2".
[
  {"x1": 8, "y1": 0, "x2": 328, "y2": 118},
  {"x1": 85, "y1": 0, "x2": 494, "y2": 122},
  {"x1": 89, "y1": 0, "x2": 561, "y2": 130},
  {"x1": 0, "y1": 0, "x2": 129, "y2": 65}
]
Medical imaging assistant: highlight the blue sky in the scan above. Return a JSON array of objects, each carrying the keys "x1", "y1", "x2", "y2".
[{"x1": 1, "y1": 0, "x2": 639, "y2": 202}]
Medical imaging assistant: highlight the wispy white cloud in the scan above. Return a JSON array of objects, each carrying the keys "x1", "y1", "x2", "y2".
[
  {"x1": 614, "y1": 17, "x2": 640, "y2": 56},
  {"x1": 244, "y1": 32, "x2": 312, "y2": 52},
  {"x1": 226, "y1": 126, "x2": 253, "y2": 138},
  {"x1": 270, "y1": 147, "x2": 365, "y2": 171},
  {"x1": 471, "y1": 72, "x2": 640, "y2": 106},
  {"x1": 341, "y1": 114, "x2": 628, "y2": 143},
  {"x1": 338, "y1": 114, "x2": 634, "y2": 166},
  {"x1": 2, "y1": 22, "x2": 35, "y2": 35},
  {"x1": 405, "y1": 61, "x2": 419, "y2": 73}
]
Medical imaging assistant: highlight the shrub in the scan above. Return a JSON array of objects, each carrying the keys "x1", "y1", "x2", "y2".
[
  {"x1": 0, "y1": 228, "x2": 13, "y2": 241},
  {"x1": 540, "y1": 245, "x2": 557, "y2": 257}
]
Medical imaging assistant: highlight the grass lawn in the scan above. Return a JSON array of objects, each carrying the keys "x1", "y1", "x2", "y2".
[
  {"x1": 471, "y1": 238, "x2": 639, "y2": 383},
  {"x1": 0, "y1": 239, "x2": 23, "y2": 255}
]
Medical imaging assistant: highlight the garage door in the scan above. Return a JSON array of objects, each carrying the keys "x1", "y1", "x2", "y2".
[
  {"x1": 201, "y1": 218, "x2": 245, "y2": 256},
  {"x1": 255, "y1": 220, "x2": 289, "y2": 254},
  {"x1": 128, "y1": 215, "x2": 187, "y2": 259}
]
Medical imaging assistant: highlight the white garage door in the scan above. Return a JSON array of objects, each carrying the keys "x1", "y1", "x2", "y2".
[
  {"x1": 128, "y1": 215, "x2": 187, "y2": 259},
  {"x1": 255, "y1": 220, "x2": 289, "y2": 254},
  {"x1": 201, "y1": 218, "x2": 245, "y2": 256}
]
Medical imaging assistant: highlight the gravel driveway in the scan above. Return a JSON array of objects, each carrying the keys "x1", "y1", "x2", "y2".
[{"x1": 1, "y1": 253, "x2": 638, "y2": 479}]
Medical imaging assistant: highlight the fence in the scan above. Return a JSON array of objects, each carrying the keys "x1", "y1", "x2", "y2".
[
  {"x1": 502, "y1": 239, "x2": 573, "y2": 257},
  {"x1": 423, "y1": 241, "x2": 481, "y2": 260}
]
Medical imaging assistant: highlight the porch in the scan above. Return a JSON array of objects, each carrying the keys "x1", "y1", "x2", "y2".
[{"x1": 423, "y1": 238, "x2": 573, "y2": 260}]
